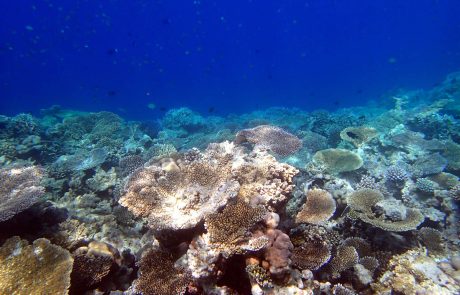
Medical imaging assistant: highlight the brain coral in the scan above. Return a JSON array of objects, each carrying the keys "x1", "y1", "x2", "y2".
[
  {"x1": 312, "y1": 148, "x2": 363, "y2": 174},
  {"x1": 347, "y1": 189, "x2": 424, "y2": 232},
  {"x1": 0, "y1": 165, "x2": 45, "y2": 222},
  {"x1": 0, "y1": 236, "x2": 74, "y2": 295},
  {"x1": 134, "y1": 248, "x2": 191, "y2": 295},
  {"x1": 296, "y1": 188, "x2": 336, "y2": 224},
  {"x1": 120, "y1": 141, "x2": 298, "y2": 230},
  {"x1": 235, "y1": 125, "x2": 302, "y2": 157},
  {"x1": 340, "y1": 126, "x2": 378, "y2": 147}
]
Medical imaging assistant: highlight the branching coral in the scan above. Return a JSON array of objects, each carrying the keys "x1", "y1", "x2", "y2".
[
  {"x1": 235, "y1": 125, "x2": 302, "y2": 157},
  {"x1": 133, "y1": 248, "x2": 191, "y2": 295},
  {"x1": 340, "y1": 126, "x2": 378, "y2": 147},
  {"x1": 0, "y1": 165, "x2": 45, "y2": 222},
  {"x1": 347, "y1": 189, "x2": 424, "y2": 232},
  {"x1": 295, "y1": 188, "x2": 336, "y2": 224},
  {"x1": 312, "y1": 148, "x2": 363, "y2": 174},
  {"x1": 0, "y1": 236, "x2": 74, "y2": 295}
]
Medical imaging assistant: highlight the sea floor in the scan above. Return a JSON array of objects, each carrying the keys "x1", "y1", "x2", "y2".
[{"x1": 0, "y1": 72, "x2": 460, "y2": 295}]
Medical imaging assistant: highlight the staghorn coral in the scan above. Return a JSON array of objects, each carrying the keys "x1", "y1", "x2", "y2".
[
  {"x1": 295, "y1": 188, "x2": 336, "y2": 224},
  {"x1": 133, "y1": 248, "x2": 191, "y2": 295},
  {"x1": 347, "y1": 189, "x2": 424, "y2": 232},
  {"x1": 372, "y1": 249, "x2": 459, "y2": 295},
  {"x1": 235, "y1": 125, "x2": 302, "y2": 157},
  {"x1": 0, "y1": 165, "x2": 45, "y2": 222},
  {"x1": 291, "y1": 242, "x2": 331, "y2": 271},
  {"x1": 120, "y1": 141, "x2": 241, "y2": 230},
  {"x1": 205, "y1": 200, "x2": 267, "y2": 253},
  {"x1": 312, "y1": 148, "x2": 363, "y2": 174},
  {"x1": 340, "y1": 126, "x2": 378, "y2": 147},
  {"x1": 0, "y1": 236, "x2": 74, "y2": 295}
]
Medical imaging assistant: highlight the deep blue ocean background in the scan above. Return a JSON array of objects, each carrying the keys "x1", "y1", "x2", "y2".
[{"x1": 1, "y1": 0, "x2": 460, "y2": 119}]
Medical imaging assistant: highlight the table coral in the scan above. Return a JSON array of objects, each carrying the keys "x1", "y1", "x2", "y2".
[
  {"x1": 235, "y1": 125, "x2": 302, "y2": 157},
  {"x1": 295, "y1": 188, "x2": 336, "y2": 225},
  {"x1": 0, "y1": 236, "x2": 74, "y2": 295},
  {"x1": 340, "y1": 126, "x2": 378, "y2": 147},
  {"x1": 347, "y1": 189, "x2": 425, "y2": 232},
  {"x1": 0, "y1": 165, "x2": 45, "y2": 222},
  {"x1": 312, "y1": 148, "x2": 363, "y2": 174}
]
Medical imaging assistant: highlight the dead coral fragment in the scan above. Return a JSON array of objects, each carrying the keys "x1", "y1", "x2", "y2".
[
  {"x1": 372, "y1": 249, "x2": 459, "y2": 295},
  {"x1": 0, "y1": 236, "x2": 73, "y2": 295},
  {"x1": 235, "y1": 125, "x2": 302, "y2": 156},
  {"x1": 205, "y1": 201, "x2": 267, "y2": 252},
  {"x1": 347, "y1": 189, "x2": 424, "y2": 232},
  {"x1": 296, "y1": 188, "x2": 336, "y2": 224},
  {"x1": 120, "y1": 141, "x2": 240, "y2": 230},
  {"x1": 340, "y1": 126, "x2": 378, "y2": 147},
  {"x1": 0, "y1": 165, "x2": 45, "y2": 222},
  {"x1": 313, "y1": 148, "x2": 363, "y2": 174},
  {"x1": 134, "y1": 248, "x2": 191, "y2": 295}
]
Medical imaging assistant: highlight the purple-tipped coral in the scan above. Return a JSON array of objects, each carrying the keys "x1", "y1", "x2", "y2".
[
  {"x1": 235, "y1": 125, "x2": 302, "y2": 157},
  {"x1": 0, "y1": 165, "x2": 45, "y2": 222}
]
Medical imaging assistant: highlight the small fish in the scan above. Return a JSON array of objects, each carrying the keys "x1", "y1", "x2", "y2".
[
  {"x1": 147, "y1": 103, "x2": 156, "y2": 110},
  {"x1": 208, "y1": 107, "x2": 215, "y2": 113},
  {"x1": 107, "y1": 90, "x2": 117, "y2": 96},
  {"x1": 159, "y1": 106, "x2": 167, "y2": 112},
  {"x1": 106, "y1": 48, "x2": 118, "y2": 55}
]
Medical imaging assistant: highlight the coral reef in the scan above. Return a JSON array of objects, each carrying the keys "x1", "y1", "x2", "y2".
[{"x1": 0, "y1": 72, "x2": 460, "y2": 294}]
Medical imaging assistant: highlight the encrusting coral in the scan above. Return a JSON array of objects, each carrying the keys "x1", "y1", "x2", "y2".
[
  {"x1": 0, "y1": 236, "x2": 74, "y2": 295},
  {"x1": 295, "y1": 188, "x2": 336, "y2": 224},
  {"x1": 235, "y1": 125, "x2": 302, "y2": 157},
  {"x1": 0, "y1": 165, "x2": 45, "y2": 222}
]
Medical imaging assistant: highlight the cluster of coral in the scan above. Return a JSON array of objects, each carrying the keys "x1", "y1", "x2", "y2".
[{"x1": 1, "y1": 72, "x2": 460, "y2": 294}]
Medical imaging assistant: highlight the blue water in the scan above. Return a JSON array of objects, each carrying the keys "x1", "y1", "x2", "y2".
[{"x1": 1, "y1": 0, "x2": 460, "y2": 119}]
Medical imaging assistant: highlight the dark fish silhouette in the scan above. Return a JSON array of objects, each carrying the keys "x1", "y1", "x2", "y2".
[{"x1": 107, "y1": 90, "x2": 117, "y2": 96}]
